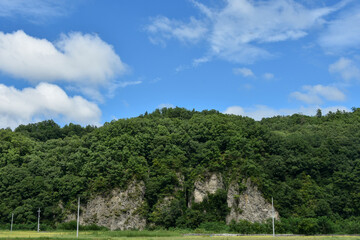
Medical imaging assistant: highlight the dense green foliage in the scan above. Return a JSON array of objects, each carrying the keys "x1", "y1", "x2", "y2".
[{"x1": 1, "y1": 107, "x2": 360, "y2": 234}]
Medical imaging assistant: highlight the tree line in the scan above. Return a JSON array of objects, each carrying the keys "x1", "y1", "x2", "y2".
[{"x1": 0, "y1": 107, "x2": 360, "y2": 234}]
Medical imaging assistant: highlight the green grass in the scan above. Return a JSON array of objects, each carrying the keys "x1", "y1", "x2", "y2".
[{"x1": 0, "y1": 231, "x2": 359, "y2": 240}]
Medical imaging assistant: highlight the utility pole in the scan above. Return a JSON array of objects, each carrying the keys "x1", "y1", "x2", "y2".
[
  {"x1": 76, "y1": 197, "x2": 80, "y2": 238},
  {"x1": 272, "y1": 197, "x2": 275, "y2": 237},
  {"x1": 10, "y1": 213, "x2": 13, "y2": 232},
  {"x1": 37, "y1": 208, "x2": 41, "y2": 232}
]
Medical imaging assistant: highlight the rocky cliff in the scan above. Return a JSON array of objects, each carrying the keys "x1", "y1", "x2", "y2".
[
  {"x1": 226, "y1": 179, "x2": 279, "y2": 223},
  {"x1": 190, "y1": 173, "x2": 224, "y2": 206},
  {"x1": 66, "y1": 173, "x2": 279, "y2": 230},
  {"x1": 191, "y1": 173, "x2": 279, "y2": 223},
  {"x1": 66, "y1": 180, "x2": 146, "y2": 230}
]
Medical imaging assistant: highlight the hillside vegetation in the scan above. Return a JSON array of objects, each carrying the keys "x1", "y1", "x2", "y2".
[{"x1": 0, "y1": 107, "x2": 360, "y2": 234}]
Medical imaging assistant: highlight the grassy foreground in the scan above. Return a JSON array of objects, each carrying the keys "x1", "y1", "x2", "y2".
[{"x1": 0, "y1": 231, "x2": 359, "y2": 240}]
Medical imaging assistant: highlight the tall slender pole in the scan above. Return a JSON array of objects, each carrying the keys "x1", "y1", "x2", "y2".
[
  {"x1": 37, "y1": 208, "x2": 41, "y2": 232},
  {"x1": 272, "y1": 197, "x2": 275, "y2": 237},
  {"x1": 10, "y1": 213, "x2": 13, "y2": 232},
  {"x1": 76, "y1": 197, "x2": 80, "y2": 238}
]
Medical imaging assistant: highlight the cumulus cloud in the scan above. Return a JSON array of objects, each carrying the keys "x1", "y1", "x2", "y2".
[
  {"x1": 0, "y1": 30, "x2": 127, "y2": 100},
  {"x1": 290, "y1": 84, "x2": 346, "y2": 104},
  {"x1": 233, "y1": 67, "x2": 255, "y2": 77},
  {"x1": 0, "y1": 83, "x2": 101, "y2": 129},
  {"x1": 224, "y1": 105, "x2": 349, "y2": 120},
  {"x1": 319, "y1": 6, "x2": 360, "y2": 52},
  {"x1": 147, "y1": 0, "x2": 345, "y2": 63},
  {"x1": 329, "y1": 57, "x2": 360, "y2": 81}
]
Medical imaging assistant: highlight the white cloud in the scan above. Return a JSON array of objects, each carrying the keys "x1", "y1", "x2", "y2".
[
  {"x1": 193, "y1": 56, "x2": 211, "y2": 66},
  {"x1": 329, "y1": 57, "x2": 360, "y2": 81},
  {"x1": 190, "y1": 0, "x2": 214, "y2": 18},
  {"x1": 158, "y1": 103, "x2": 175, "y2": 109},
  {"x1": 243, "y1": 83, "x2": 253, "y2": 90},
  {"x1": 263, "y1": 73, "x2": 275, "y2": 80},
  {"x1": 224, "y1": 105, "x2": 279, "y2": 120},
  {"x1": 0, "y1": 30, "x2": 127, "y2": 100},
  {"x1": 291, "y1": 91, "x2": 321, "y2": 105},
  {"x1": 208, "y1": 0, "x2": 334, "y2": 63},
  {"x1": 0, "y1": 83, "x2": 101, "y2": 129},
  {"x1": 290, "y1": 84, "x2": 346, "y2": 104},
  {"x1": 116, "y1": 81, "x2": 142, "y2": 88},
  {"x1": 224, "y1": 105, "x2": 349, "y2": 120},
  {"x1": 150, "y1": 77, "x2": 161, "y2": 83},
  {"x1": 319, "y1": 6, "x2": 360, "y2": 52},
  {"x1": 0, "y1": 0, "x2": 71, "y2": 20},
  {"x1": 233, "y1": 67, "x2": 255, "y2": 77},
  {"x1": 147, "y1": 0, "x2": 345, "y2": 63},
  {"x1": 107, "y1": 80, "x2": 142, "y2": 98},
  {"x1": 146, "y1": 16, "x2": 208, "y2": 45},
  {"x1": 175, "y1": 65, "x2": 190, "y2": 73},
  {"x1": 224, "y1": 106, "x2": 245, "y2": 116}
]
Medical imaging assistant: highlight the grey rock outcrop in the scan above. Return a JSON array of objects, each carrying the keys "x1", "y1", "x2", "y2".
[
  {"x1": 66, "y1": 180, "x2": 146, "y2": 230},
  {"x1": 151, "y1": 196, "x2": 174, "y2": 216},
  {"x1": 226, "y1": 179, "x2": 279, "y2": 223},
  {"x1": 66, "y1": 174, "x2": 279, "y2": 229},
  {"x1": 190, "y1": 174, "x2": 279, "y2": 223},
  {"x1": 189, "y1": 173, "x2": 223, "y2": 206}
]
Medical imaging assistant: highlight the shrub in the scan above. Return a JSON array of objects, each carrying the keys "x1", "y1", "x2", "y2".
[
  {"x1": 56, "y1": 221, "x2": 108, "y2": 231},
  {"x1": 197, "y1": 221, "x2": 229, "y2": 232}
]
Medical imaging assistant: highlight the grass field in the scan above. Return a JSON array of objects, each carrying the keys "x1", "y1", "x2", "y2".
[{"x1": 0, "y1": 231, "x2": 359, "y2": 240}]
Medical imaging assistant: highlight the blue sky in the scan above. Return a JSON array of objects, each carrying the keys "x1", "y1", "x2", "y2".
[{"x1": 0, "y1": 0, "x2": 360, "y2": 128}]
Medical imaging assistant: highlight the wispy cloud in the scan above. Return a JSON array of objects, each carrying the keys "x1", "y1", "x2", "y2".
[
  {"x1": 175, "y1": 65, "x2": 190, "y2": 73},
  {"x1": 147, "y1": 0, "x2": 347, "y2": 64},
  {"x1": 0, "y1": 0, "x2": 74, "y2": 22},
  {"x1": 107, "y1": 81, "x2": 142, "y2": 98},
  {"x1": 329, "y1": 57, "x2": 360, "y2": 81},
  {"x1": 150, "y1": 77, "x2": 161, "y2": 83},
  {"x1": 206, "y1": 0, "x2": 333, "y2": 63},
  {"x1": 233, "y1": 67, "x2": 255, "y2": 77},
  {"x1": 0, "y1": 30, "x2": 127, "y2": 101},
  {"x1": 192, "y1": 56, "x2": 211, "y2": 66},
  {"x1": 224, "y1": 104, "x2": 349, "y2": 120},
  {"x1": 263, "y1": 73, "x2": 275, "y2": 80},
  {"x1": 158, "y1": 103, "x2": 175, "y2": 109},
  {"x1": 319, "y1": 5, "x2": 360, "y2": 53},
  {"x1": 146, "y1": 16, "x2": 208, "y2": 46},
  {"x1": 0, "y1": 83, "x2": 101, "y2": 129},
  {"x1": 290, "y1": 84, "x2": 346, "y2": 104},
  {"x1": 116, "y1": 81, "x2": 142, "y2": 88}
]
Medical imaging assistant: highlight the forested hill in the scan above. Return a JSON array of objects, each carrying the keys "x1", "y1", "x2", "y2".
[{"x1": 1, "y1": 107, "x2": 360, "y2": 232}]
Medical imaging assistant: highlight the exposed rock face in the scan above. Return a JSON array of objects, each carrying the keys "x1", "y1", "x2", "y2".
[
  {"x1": 176, "y1": 172, "x2": 185, "y2": 192},
  {"x1": 190, "y1": 174, "x2": 279, "y2": 223},
  {"x1": 226, "y1": 179, "x2": 279, "y2": 223},
  {"x1": 66, "y1": 174, "x2": 278, "y2": 229},
  {"x1": 151, "y1": 196, "x2": 174, "y2": 218},
  {"x1": 191, "y1": 173, "x2": 223, "y2": 205},
  {"x1": 67, "y1": 180, "x2": 146, "y2": 230}
]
